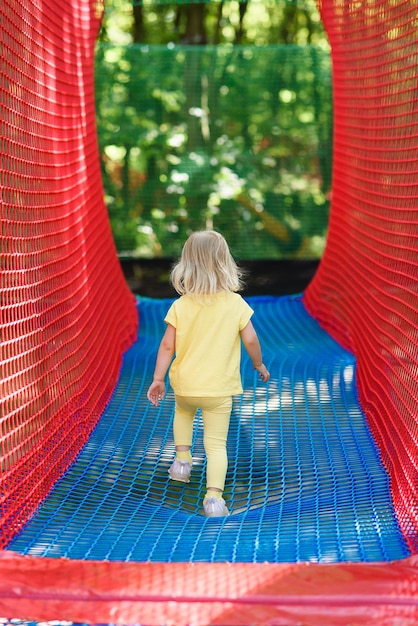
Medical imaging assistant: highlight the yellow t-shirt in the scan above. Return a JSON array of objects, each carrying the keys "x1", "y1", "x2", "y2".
[{"x1": 165, "y1": 291, "x2": 253, "y2": 397}]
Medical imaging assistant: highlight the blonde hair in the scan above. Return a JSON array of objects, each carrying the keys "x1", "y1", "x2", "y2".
[{"x1": 170, "y1": 230, "x2": 244, "y2": 296}]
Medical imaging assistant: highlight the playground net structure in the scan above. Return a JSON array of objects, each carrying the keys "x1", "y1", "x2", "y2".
[{"x1": 1, "y1": 0, "x2": 418, "y2": 624}]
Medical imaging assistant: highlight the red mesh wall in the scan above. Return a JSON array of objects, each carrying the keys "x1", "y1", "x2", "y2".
[
  {"x1": 1, "y1": 553, "x2": 418, "y2": 626},
  {"x1": 1, "y1": 0, "x2": 138, "y2": 547},
  {"x1": 304, "y1": 1, "x2": 418, "y2": 551}
]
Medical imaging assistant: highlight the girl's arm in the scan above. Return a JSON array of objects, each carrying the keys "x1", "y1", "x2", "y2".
[
  {"x1": 147, "y1": 323, "x2": 176, "y2": 406},
  {"x1": 240, "y1": 321, "x2": 270, "y2": 382}
]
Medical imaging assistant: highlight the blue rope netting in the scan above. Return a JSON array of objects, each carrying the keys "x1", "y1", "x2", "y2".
[{"x1": 7, "y1": 295, "x2": 409, "y2": 563}]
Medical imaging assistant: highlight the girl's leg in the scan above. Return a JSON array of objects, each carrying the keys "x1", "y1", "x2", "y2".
[
  {"x1": 172, "y1": 395, "x2": 198, "y2": 463},
  {"x1": 200, "y1": 396, "x2": 233, "y2": 497}
]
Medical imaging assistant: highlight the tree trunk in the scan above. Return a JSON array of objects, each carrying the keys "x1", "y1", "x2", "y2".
[{"x1": 132, "y1": 3, "x2": 145, "y2": 43}]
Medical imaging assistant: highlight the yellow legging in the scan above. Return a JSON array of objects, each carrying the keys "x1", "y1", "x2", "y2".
[{"x1": 173, "y1": 395, "x2": 233, "y2": 491}]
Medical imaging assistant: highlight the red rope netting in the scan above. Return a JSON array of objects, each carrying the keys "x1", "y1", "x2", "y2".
[
  {"x1": 1, "y1": 0, "x2": 138, "y2": 547},
  {"x1": 304, "y1": 0, "x2": 418, "y2": 552}
]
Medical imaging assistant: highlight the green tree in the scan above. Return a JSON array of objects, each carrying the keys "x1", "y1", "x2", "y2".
[{"x1": 96, "y1": 0, "x2": 331, "y2": 259}]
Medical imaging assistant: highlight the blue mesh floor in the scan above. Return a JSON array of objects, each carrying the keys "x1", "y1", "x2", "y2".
[{"x1": 8, "y1": 295, "x2": 409, "y2": 563}]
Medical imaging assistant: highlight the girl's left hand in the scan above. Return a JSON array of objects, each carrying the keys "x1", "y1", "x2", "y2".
[{"x1": 255, "y1": 364, "x2": 270, "y2": 382}]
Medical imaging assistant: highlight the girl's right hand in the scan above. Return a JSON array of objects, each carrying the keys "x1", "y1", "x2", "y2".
[{"x1": 147, "y1": 380, "x2": 166, "y2": 406}]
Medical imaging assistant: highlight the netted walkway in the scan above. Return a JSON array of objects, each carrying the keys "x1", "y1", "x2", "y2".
[{"x1": 8, "y1": 296, "x2": 409, "y2": 564}]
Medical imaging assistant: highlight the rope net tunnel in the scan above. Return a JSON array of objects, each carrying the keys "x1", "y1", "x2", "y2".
[{"x1": 1, "y1": 0, "x2": 418, "y2": 624}]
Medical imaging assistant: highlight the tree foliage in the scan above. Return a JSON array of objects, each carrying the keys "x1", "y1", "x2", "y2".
[{"x1": 95, "y1": 0, "x2": 332, "y2": 259}]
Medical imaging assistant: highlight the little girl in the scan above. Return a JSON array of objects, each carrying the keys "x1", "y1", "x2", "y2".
[{"x1": 147, "y1": 230, "x2": 270, "y2": 517}]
